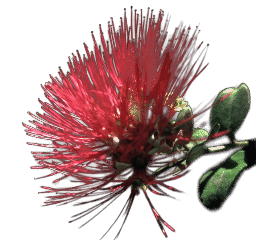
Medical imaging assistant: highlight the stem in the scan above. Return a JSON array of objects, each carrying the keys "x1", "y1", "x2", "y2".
[
  {"x1": 151, "y1": 139, "x2": 249, "y2": 176},
  {"x1": 152, "y1": 156, "x2": 186, "y2": 178},
  {"x1": 206, "y1": 140, "x2": 248, "y2": 153}
]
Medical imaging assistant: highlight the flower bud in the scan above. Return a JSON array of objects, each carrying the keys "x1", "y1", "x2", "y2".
[{"x1": 175, "y1": 105, "x2": 194, "y2": 139}]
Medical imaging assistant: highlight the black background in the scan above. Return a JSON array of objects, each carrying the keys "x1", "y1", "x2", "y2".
[{"x1": 10, "y1": 1, "x2": 256, "y2": 240}]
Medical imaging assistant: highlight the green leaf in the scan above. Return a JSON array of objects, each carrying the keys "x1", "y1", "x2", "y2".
[
  {"x1": 184, "y1": 127, "x2": 217, "y2": 168},
  {"x1": 208, "y1": 123, "x2": 220, "y2": 139},
  {"x1": 199, "y1": 150, "x2": 248, "y2": 210},
  {"x1": 210, "y1": 83, "x2": 250, "y2": 134},
  {"x1": 186, "y1": 144, "x2": 207, "y2": 167}
]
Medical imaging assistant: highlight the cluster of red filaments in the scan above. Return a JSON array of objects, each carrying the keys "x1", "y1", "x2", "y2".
[{"x1": 23, "y1": 5, "x2": 215, "y2": 239}]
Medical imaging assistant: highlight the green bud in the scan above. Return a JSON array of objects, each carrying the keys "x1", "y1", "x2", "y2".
[
  {"x1": 191, "y1": 128, "x2": 209, "y2": 145},
  {"x1": 175, "y1": 105, "x2": 194, "y2": 139},
  {"x1": 210, "y1": 83, "x2": 250, "y2": 134}
]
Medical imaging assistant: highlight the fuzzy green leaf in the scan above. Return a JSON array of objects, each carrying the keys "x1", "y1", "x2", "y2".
[
  {"x1": 210, "y1": 83, "x2": 250, "y2": 134},
  {"x1": 174, "y1": 129, "x2": 208, "y2": 173},
  {"x1": 186, "y1": 143, "x2": 207, "y2": 166},
  {"x1": 199, "y1": 150, "x2": 247, "y2": 210}
]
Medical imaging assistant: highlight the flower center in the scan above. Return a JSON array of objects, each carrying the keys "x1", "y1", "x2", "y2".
[{"x1": 132, "y1": 153, "x2": 148, "y2": 170}]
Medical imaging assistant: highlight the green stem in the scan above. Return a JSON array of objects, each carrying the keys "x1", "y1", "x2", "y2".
[
  {"x1": 152, "y1": 156, "x2": 186, "y2": 178},
  {"x1": 206, "y1": 140, "x2": 248, "y2": 153},
  {"x1": 151, "y1": 139, "x2": 249, "y2": 176}
]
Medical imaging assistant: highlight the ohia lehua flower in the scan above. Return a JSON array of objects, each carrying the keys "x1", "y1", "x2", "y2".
[{"x1": 23, "y1": 7, "x2": 214, "y2": 239}]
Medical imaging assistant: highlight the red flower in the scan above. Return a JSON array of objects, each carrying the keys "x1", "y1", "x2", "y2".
[{"x1": 23, "y1": 7, "x2": 212, "y2": 239}]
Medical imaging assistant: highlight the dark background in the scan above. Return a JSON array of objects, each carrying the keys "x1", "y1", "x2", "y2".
[{"x1": 10, "y1": 1, "x2": 256, "y2": 240}]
